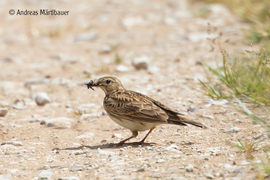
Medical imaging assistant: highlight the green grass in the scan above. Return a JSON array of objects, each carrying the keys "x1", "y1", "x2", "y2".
[
  {"x1": 199, "y1": 47, "x2": 270, "y2": 105},
  {"x1": 199, "y1": 47, "x2": 270, "y2": 178}
]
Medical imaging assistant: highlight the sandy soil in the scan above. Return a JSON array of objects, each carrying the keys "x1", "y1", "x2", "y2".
[{"x1": 0, "y1": 0, "x2": 268, "y2": 179}]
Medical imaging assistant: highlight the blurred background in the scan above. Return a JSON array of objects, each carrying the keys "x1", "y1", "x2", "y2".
[
  {"x1": 0, "y1": 0, "x2": 248, "y2": 83},
  {"x1": 1, "y1": 0, "x2": 270, "y2": 179}
]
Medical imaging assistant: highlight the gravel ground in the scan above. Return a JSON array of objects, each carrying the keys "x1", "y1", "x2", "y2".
[{"x1": 0, "y1": 0, "x2": 268, "y2": 179}]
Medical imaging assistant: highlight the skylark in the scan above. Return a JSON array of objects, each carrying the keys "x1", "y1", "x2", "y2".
[{"x1": 86, "y1": 76, "x2": 206, "y2": 146}]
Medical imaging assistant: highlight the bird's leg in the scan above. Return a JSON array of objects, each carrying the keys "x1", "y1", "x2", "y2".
[
  {"x1": 116, "y1": 130, "x2": 138, "y2": 146},
  {"x1": 139, "y1": 127, "x2": 155, "y2": 144}
]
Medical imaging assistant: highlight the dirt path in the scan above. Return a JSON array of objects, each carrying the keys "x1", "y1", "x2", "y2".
[{"x1": 0, "y1": 0, "x2": 266, "y2": 179}]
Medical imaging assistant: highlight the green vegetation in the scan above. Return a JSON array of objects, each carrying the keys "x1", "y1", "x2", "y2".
[
  {"x1": 114, "y1": 52, "x2": 122, "y2": 64},
  {"x1": 199, "y1": 47, "x2": 270, "y2": 105},
  {"x1": 194, "y1": 1, "x2": 270, "y2": 177},
  {"x1": 199, "y1": 47, "x2": 270, "y2": 178}
]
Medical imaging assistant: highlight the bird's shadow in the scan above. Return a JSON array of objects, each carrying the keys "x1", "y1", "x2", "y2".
[{"x1": 52, "y1": 142, "x2": 155, "y2": 152}]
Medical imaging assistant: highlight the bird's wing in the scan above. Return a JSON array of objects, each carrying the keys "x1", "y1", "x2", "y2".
[
  {"x1": 104, "y1": 90, "x2": 168, "y2": 123},
  {"x1": 150, "y1": 99, "x2": 185, "y2": 116}
]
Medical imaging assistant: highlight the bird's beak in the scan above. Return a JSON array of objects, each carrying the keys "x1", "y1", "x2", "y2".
[{"x1": 86, "y1": 79, "x2": 99, "y2": 90}]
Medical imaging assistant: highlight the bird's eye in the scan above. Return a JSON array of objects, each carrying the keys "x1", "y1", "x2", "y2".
[{"x1": 106, "y1": 80, "x2": 111, "y2": 84}]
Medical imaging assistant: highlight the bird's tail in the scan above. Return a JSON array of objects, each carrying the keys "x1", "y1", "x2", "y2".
[{"x1": 168, "y1": 117, "x2": 207, "y2": 129}]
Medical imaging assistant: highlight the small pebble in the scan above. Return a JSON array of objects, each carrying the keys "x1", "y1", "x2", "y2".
[
  {"x1": 230, "y1": 169, "x2": 244, "y2": 174},
  {"x1": 95, "y1": 149, "x2": 115, "y2": 155},
  {"x1": 224, "y1": 127, "x2": 240, "y2": 133},
  {"x1": 0, "y1": 108, "x2": 8, "y2": 117},
  {"x1": 187, "y1": 107, "x2": 196, "y2": 112},
  {"x1": 166, "y1": 144, "x2": 179, "y2": 150},
  {"x1": 60, "y1": 176, "x2": 79, "y2": 180},
  {"x1": 0, "y1": 174, "x2": 12, "y2": 180},
  {"x1": 200, "y1": 115, "x2": 215, "y2": 120},
  {"x1": 38, "y1": 170, "x2": 52, "y2": 180},
  {"x1": 80, "y1": 113, "x2": 100, "y2": 120},
  {"x1": 74, "y1": 30, "x2": 98, "y2": 42},
  {"x1": 35, "y1": 92, "x2": 50, "y2": 106},
  {"x1": 205, "y1": 173, "x2": 214, "y2": 179},
  {"x1": 116, "y1": 65, "x2": 129, "y2": 72},
  {"x1": 66, "y1": 58, "x2": 79, "y2": 64},
  {"x1": 111, "y1": 133, "x2": 123, "y2": 138},
  {"x1": 0, "y1": 101, "x2": 9, "y2": 107},
  {"x1": 132, "y1": 56, "x2": 149, "y2": 70},
  {"x1": 70, "y1": 150, "x2": 85, "y2": 155},
  {"x1": 43, "y1": 117, "x2": 73, "y2": 128},
  {"x1": 213, "y1": 99, "x2": 230, "y2": 105},
  {"x1": 71, "y1": 163, "x2": 84, "y2": 171},
  {"x1": 156, "y1": 159, "x2": 165, "y2": 163},
  {"x1": 99, "y1": 45, "x2": 111, "y2": 54},
  {"x1": 75, "y1": 133, "x2": 94, "y2": 139},
  {"x1": 186, "y1": 164, "x2": 194, "y2": 172},
  {"x1": 83, "y1": 69, "x2": 91, "y2": 75},
  {"x1": 224, "y1": 164, "x2": 235, "y2": 169},
  {"x1": 25, "y1": 78, "x2": 49, "y2": 88},
  {"x1": 1, "y1": 141, "x2": 22, "y2": 146}
]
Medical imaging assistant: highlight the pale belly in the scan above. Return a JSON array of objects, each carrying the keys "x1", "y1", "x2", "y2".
[{"x1": 110, "y1": 116, "x2": 159, "y2": 131}]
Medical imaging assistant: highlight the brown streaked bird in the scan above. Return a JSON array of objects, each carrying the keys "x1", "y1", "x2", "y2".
[{"x1": 86, "y1": 76, "x2": 206, "y2": 146}]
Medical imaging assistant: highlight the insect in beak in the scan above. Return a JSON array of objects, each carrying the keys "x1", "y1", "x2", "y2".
[{"x1": 85, "y1": 80, "x2": 98, "y2": 91}]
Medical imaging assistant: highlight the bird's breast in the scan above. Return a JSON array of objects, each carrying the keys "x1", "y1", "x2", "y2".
[{"x1": 108, "y1": 115, "x2": 157, "y2": 131}]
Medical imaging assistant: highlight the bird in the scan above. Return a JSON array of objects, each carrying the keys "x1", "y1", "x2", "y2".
[{"x1": 86, "y1": 76, "x2": 206, "y2": 146}]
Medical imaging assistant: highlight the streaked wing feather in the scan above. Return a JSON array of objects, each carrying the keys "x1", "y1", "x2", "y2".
[
  {"x1": 104, "y1": 91, "x2": 168, "y2": 124},
  {"x1": 151, "y1": 99, "x2": 185, "y2": 116}
]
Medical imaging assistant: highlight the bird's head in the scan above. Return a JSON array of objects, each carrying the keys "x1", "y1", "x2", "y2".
[{"x1": 86, "y1": 76, "x2": 124, "y2": 95}]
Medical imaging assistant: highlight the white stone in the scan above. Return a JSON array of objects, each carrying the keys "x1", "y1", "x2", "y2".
[
  {"x1": 186, "y1": 164, "x2": 194, "y2": 172},
  {"x1": 122, "y1": 17, "x2": 144, "y2": 27},
  {"x1": 25, "y1": 78, "x2": 49, "y2": 88},
  {"x1": 156, "y1": 159, "x2": 165, "y2": 163},
  {"x1": 166, "y1": 144, "x2": 179, "y2": 150},
  {"x1": 80, "y1": 113, "x2": 100, "y2": 120},
  {"x1": 213, "y1": 99, "x2": 230, "y2": 105},
  {"x1": 99, "y1": 45, "x2": 111, "y2": 54},
  {"x1": 44, "y1": 117, "x2": 73, "y2": 128},
  {"x1": 224, "y1": 127, "x2": 240, "y2": 133},
  {"x1": 61, "y1": 176, "x2": 79, "y2": 180},
  {"x1": 0, "y1": 174, "x2": 12, "y2": 180},
  {"x1": 204, "y1": 173, "x2": 214, "y2": 179},
  {"x1": 224, "y1": 164, "x2": 235, "y2": 169},
  {"x1": 132, "y1": 56, "x2": 149, "y2": 70},
  {"x1": 95, "y1": 148, "x2": 115, "y2": 155},
  {"x1": 66, "y1": 58, "x2": 79, "y2": 64},
  {"x1": 74, "y1": 30, "x2": 98, "y2": 42},
  {"x1": 116, "y1": 65, "x2": 129, "y2": 72},
  {"x1": 147, "y1": 66, "x2": 160, "y2": 73},
  {"x1": 163, "y1": 17, "x2": 176, "y2": 25},
  {"x1": 75, "y1": 133, "x2": 94, "y2": 139},
  {"x1": 38, "y1": 170, "x2": 52, "y2": 179},
  {"x1": 79, "y1": 103, "x2": 96, "y2": 108},
  {"x1": 200, "y1": 115, "x2": 215, "y2": 120},
  {"x1": 71, "y1": 163, "x2": 84, "y2": 171},
  {"x1": 1, "y1": 141, "x2": 22, "y2": 146},
  {"x1": 70, "y1": 150, "x2": 85, "y2": 155},
  {"x1": 240, "y1": 160, "x2": 260, "y2": 165},
  {"x1": 111, "y1": 133, "x2": 123, "y2": 138},
  {"x1": 35, "y1": 92, "x2": 50, "y2": 106},
  {"x1": 0, "y1": 101, "x2": 9, "y2": 108}
]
